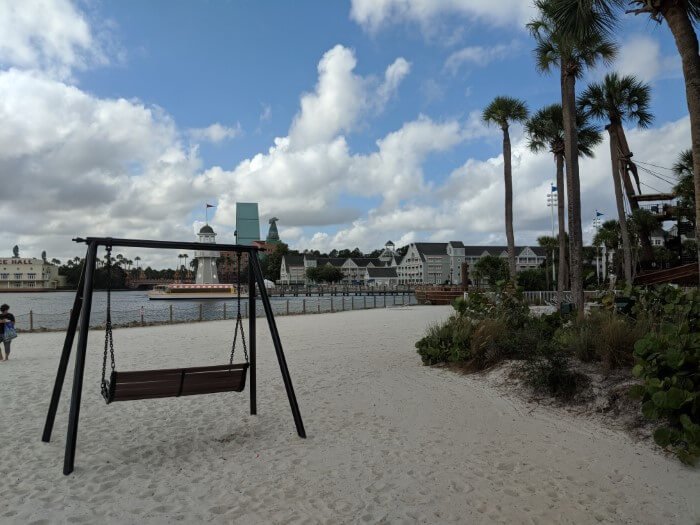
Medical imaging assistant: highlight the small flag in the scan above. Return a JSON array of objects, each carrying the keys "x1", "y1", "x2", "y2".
[
  {"x1": 206, "y1": 203, "x2": 216, "y2": 208},
  {"x1": 551, "y1": 184, "x2": 557, "y2": 192},
  {"x1": 596, "y1": 210, "x2": 604, "y2": 217}
]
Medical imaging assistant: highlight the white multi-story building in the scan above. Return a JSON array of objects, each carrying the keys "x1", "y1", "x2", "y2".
[
  {"x1": 396, "y1": 243, "x2": 547, "y2": 285},
  {"x1": 0, "y1": 257, "x2": 61, "y2": 289},
  {"x1": 280, "y1": 242, "x2": 547, "y2": 285}
]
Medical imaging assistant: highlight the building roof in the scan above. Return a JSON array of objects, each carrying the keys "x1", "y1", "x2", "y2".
[
  {"x1": 448, "y1": 241, "x2": 465, "y2": 247},
  {"x1": 414, "y1": 242, "x2": 448, "y2": 255},
  {"x1": 367, "y1": 267, "x2": 398, "y2": 278},
  {"x1": 316, "y1": 257, "x2": 346, "y2": 267},
  {"x1": 282, "y1": 254, "x2": 304, "y2": 267},
  {"x1": 461, "y1": 245, "x2": 547, "y2": 257},
  {"x1": 199, "y1": 224, "x2": 215, "y2": 234},
  {"x1": 352, "y1": 257, "x2": 384, "y2": 267}
]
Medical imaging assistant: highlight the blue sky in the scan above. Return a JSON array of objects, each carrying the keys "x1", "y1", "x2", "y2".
[{"x1": 0, "y1": 0, "x2": 692, "y2": 265}]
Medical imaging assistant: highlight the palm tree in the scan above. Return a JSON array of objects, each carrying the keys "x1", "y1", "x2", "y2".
[
  {"x1": 182, "y1": 254, "x2": 189, "y2": 279},
  {"x1": 526, "y1": 103, "x2": 602, "y2": 304},
  {"x1": 549, "y1": 0, "x2": 700, "y2": 275},
  {"x1": 51, "y1": 258, "x2": 61, "y2": 266},
  {"x1": 135, "y1": 256, "x2": 141, "y2": 269},
  {"x1": 674, "y1": 149, "x2": 696, "y2": 228},
  {"x1": 482, "y1": 96, "x2": 530, "y2": 283},
  {"x1": 529, "y1": 0, "x2": 616, "y2": 314},
  {"x1": 578, "y1": 73, "x2": 653, "y2": 281}
]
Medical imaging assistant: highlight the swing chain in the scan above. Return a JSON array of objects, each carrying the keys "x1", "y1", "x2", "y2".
[
  {"x1": 101, "y1": 245, "x2": 116, "y2": 397},
  {"x1": 230, "y1": 252, "x2": 249, "y2": 364}
]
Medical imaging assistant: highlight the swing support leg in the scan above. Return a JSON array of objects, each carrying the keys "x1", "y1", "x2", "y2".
[
  {"x1": 42, "y1": 257, "x2": 87, "y2": 443},
  {"x1": 249, "y1": 256, "x2": 256, "y2": 415},
  {"x1": 63, "y1": 241, "x2": 98, "y2": 475},
  {"x1": 250, "y1": 254, "x2": 306, "y2": 438}
]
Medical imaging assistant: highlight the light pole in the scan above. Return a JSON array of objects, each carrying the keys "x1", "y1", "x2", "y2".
[
  {"x1": 593, "y1": 211, "x2": 603, "y2": 286},
  {"x1": 546, "y1": 183, "x2": 557, "y2": 289}
]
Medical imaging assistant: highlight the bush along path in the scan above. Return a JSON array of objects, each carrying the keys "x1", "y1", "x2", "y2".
[{"x1": 415, "y1": 284, "x2": 699, "y2": 465}]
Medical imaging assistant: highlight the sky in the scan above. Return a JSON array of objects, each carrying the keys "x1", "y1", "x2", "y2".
[{"x1": 0, "y1": 0, "x2": 691, "y2": 268}]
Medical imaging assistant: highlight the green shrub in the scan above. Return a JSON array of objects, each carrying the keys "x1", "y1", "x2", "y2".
[
  {"x1": 556, "y1": 318, "x2": 596, "y2": 362},
  {"x1": 524, "y1": 344, "x2": 589, "y2": 400},
  {"x1": 453, "y1": 292, "x2": 494, "y2": 319},
  {"x1": 415, "y1": 315, "x2": 476, "y2": 365},
  {"x1": 592, "y1": 311, "x2": 648, "y2": 370},
  {"x1": 629, "y1": 287, "x2": 699, "y2": 464},
  {"x1": 469, "y1": 317, "x2": 510, "y2": 370}
]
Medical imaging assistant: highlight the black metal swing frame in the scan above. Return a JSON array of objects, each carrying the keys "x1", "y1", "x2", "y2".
[{"x1": 41, "y1": 236, "x2": 306, "y2": 475}]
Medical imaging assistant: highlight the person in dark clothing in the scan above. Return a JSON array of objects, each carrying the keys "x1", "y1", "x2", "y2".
[{"x1": 0, "y1": 304, "x2": 15, "y2": 360}]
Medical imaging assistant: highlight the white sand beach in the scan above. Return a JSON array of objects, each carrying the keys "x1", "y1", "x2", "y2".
[{"x1": 1, "y1": 305, "x2": 698, "y2": 524}]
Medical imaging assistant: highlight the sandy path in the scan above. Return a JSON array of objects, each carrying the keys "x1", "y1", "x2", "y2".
[{"x1": 0, "y1": 306, "x2": 698, "y2": 524}]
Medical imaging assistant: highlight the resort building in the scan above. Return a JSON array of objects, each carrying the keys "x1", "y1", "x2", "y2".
[
  {"x1": 279, "y1": 241, "x2": 546, "y2": 286},
  {"x1": 0, "y1": 256, "x2": 61, "y2": 289},
  {"x1": 395, "y1": 243, "x2": 546, "y2": 285},
  {"x1": 365, "y1": 267, "x2": 399, "y2": 287}
]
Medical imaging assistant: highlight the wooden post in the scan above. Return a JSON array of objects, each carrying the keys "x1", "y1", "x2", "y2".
[
  {"x1": 223, "y1": 303, "x2": 227, "y2": 320},
  {"x1": 286, "y1": 299, "x2": 289, "y2": 315},
  {"x1": 330, "y1": 298, "x2": 334, "y2": 313},
  {"x1": 249, "y1": 255, "x2": 256, "y2": 416},
  {"x1": 302, "y1": 298, "x2": 306, "y2": 314},
  {"x1": 140, "y1": 306, "x2": 144, "y2": 325},
  {"x1": 198, "y1": 303, "x2": 203, "y2": 322},
  {"x1": 250, "y1": 255, "x2": 305, "y2": 438},
  {"x1": 29, "y1": 310, "x2": 34, "y2": 331},
  {"x1": 42, "y1": 259, "x2": 87, "y2": 443},
  {"x1": 63, "y1": 241, "x2": 98, "y2": 475},
  {"x1": 374, "y1": 295, "x2": 376, "y2": 308},
  {"x1": 169, "y1": 304, "x2": 173, "y2": 323},
  {"x1": 317, "y1": 300, "x2": 320, "y2": 313}
]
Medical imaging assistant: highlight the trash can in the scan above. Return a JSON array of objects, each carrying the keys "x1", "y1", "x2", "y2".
[
  {"x1": 614, "y1": 297, "x2": 635, "y2": 315},
  {"x1": 560, "y1": 302, "x2": 575, "y2": 315}
]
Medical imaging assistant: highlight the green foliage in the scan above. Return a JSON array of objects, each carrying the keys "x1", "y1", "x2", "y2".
[
  {"x1": 415, "y1": 315, "x2": 476, "y2": 366},
  {"x1": 452, "y1": 292, "x2": 495, "y2": 319},
  {"x1": 261, "y1": 243, "x2": 290, "y2": 282},
  {"x1": 524, "y1": 343, "x2": 589, "y2": 400},
  {"x1": 306, "y1": 265, "x2": 344, "y2": 283},
  {"x1": 472, "y1": 256, "x2": 509, "y2": 288},
  {"x1": 629, "y1": 287, "x2": 700, "y2": 464},
  {"x1": 517, "y1": 268, "x2": 548, "y2": 291}
]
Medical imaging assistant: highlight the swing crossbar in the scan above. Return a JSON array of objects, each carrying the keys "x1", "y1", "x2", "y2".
[{"x1": 103, "y1": 363, "x2": 249, "y2": 403}]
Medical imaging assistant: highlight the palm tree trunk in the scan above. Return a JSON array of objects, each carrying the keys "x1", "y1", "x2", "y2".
[
  {"x1": 662, "y1": 3, "x2": 700, "y2": 273},
  {"x1": 607, "y1": 126, "x2": 633, "y2": 283},
  {"x1": 502, "y1": 125, "x2": 517, "y2": 283},
  {"x1": 613, "y1": 124, "x2": 655, "y2": 263},
  {"x1": 561, "y1": 66, "x2": 584, "y2": 315},
  {"x1": 556, "y1": 153, "x2": 567, "y2": 306}
]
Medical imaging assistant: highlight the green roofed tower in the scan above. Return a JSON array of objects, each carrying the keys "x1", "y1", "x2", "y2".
[{"x1": 266, "y1": 217, "x2": 281, "y2": 245}]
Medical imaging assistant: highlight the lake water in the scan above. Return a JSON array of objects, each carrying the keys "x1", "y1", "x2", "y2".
[{"x1": 3, "y1": 291, "x2": 417, "y2": 330}]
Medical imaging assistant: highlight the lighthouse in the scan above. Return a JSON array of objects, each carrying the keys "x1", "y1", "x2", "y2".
[{"x1": 194, "y1": 224, "x2": 219, "y2": 284}]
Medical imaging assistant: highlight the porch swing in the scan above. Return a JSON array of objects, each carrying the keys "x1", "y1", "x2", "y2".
[
  {"x1": 42, "y1": 236, "x2": 306, "y2": 476},
  {"x1": 101, "y1": 247, "x2": 249, "y2": 403}
]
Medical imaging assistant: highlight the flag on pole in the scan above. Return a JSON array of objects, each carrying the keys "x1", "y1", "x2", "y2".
[
  {"x1": 206, "y1": 203, "x2": 216, "y2": 208},
  {"x1": 596, "y1": 210, "x2": 604, "y2": 217},
  {"x1": 551, "y1": 184, "x2": 557, "y2": 192}
]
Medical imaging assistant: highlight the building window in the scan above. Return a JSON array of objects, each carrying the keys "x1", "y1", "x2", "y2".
[
  {"x1": 14, "y1": 273, "x2": 22, "y2": 280},
  {"x1": 0, "y1": 273, "x2": 8, "y2": 280},
  {"x1": 27, "y1": 273, "x2": 36, "y2": 280}
]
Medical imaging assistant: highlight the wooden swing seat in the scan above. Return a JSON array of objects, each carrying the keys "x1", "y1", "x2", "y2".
[{"x1": 102, "y1": 363, "x2": 249, "y2": 403}]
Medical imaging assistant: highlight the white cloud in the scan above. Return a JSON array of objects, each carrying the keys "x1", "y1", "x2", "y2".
[
  {"x1": 292, "y1": 117, "x2": 689, "y2": 253},
  {"x1": 259, "y1": 103, "x2": 272, "y2": 122},
  {"x1": 189, "y1": 122, "x2": 242, "y2": 143},
  {"x1": 614, "y1": 35, "x2": 680, "y2": 83},
  {"x1": 0, "y1": 0, "x2": 107, "y2": 78},
  {"x1": 444, "y1": 42, "x2": 517, "y2": 74},
  {"x1": 377, "y1": 57, "x2": 412, "y2": 106},
  {"x1": 350, "y1": 0, "x2": 535, "y2": 33},
  {"x1": 288, "y1": 45, "x2": 409, "y2": 150}
]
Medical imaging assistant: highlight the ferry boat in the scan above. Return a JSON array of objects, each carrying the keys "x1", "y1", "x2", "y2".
[{"x1": 148, "y1": 283, "x2": 247, "y2": 300}]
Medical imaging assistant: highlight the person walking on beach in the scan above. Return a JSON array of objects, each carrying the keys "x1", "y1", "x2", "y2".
[{"x1": 0, "y1": 304, "x2": 16, "y2": 361}]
